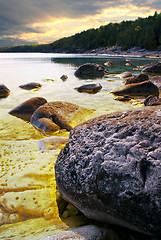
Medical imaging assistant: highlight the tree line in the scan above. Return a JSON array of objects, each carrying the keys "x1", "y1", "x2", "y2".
[{"x1": 0, "y1": 12, "x2": 161, "y2": 52}]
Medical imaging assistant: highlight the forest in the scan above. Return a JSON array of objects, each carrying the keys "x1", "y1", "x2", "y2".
[{"x1": 0, "y1": 12, "x2": 161, "y2": 52}]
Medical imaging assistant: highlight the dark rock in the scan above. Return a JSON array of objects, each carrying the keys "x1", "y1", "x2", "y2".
[
  {"x1": 150, "y1": 76, "x2": 161, "y2": 89},
  {"x1": 124, "y1": 74, "x2": 149, "y2": 85},
  {"x1": 111, "y1": 81, "x2": 159, "y2": 97},
  {"x1": 144, "y1": 95, "x2": 161, "y2": 106},
  {"x1": 74, "y1": 63, "x2": 108, "y2": 78},
  {"x1": 114, "y1": 95, "x2": 132, "y2": 102},
  {"x1": 30, "y1": 101, "x2": 92, "y2": 133},
  {"x1": 74, "y1": 83, "x2": 102, "y2": 94},
  {"x1": 8, "y1": 97, "x2": 47, "y2": 121},
  {"x1": 60, "y1": 75, "x2": 68, "y2": 81},
  {"x1": 0, "y1": 84, "x2": 10, "y2": 98},
  {"x1": 19, "y1": 82, "x2": 42, "y2": 90},
  {"x1": 142, "y1": 62, "x2": 161, "y2": 74},
  {"x1": 55, "y1": 106, "x2": 161, "y2": 236}
]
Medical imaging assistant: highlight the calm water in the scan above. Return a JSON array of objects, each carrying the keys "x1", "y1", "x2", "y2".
[{"x1": 0, "y1": 53, "x2": 160, "y2": 239}]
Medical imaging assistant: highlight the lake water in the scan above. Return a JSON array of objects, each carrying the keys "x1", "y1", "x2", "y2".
[{"x1": 0, "y1": 53, "x2": 160, "y2": 239}]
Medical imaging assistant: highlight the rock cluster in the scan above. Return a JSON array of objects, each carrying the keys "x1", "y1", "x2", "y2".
[
  {"x1": 74, "y1": 63, "x2": 108, "y2": 78},
  {"x1": 55, "y1": 106, "x2": 161, "y2": 236}
]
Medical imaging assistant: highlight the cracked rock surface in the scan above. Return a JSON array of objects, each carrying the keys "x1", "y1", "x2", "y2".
[{"x1": 55, "y1": 106, "x2": 161, "y2": 236}]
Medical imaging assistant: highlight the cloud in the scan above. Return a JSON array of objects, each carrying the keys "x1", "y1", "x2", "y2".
[{"x1": 0, "y1": 0, "x2": 160, "y2": 47}]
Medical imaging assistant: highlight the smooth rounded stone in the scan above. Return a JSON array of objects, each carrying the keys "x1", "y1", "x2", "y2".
[
  {"x1": 55, "y1": 106, "x2": 161, "y2": 236},
  {"x1": 111, "y1": 81, "x2": 159, "y2": 97},
  {"x1": 104, "y1": 61, "x2": 113, "y2": 66},
  {"x1": 74, "y1": 63, "x2": 108, "y2": 78},
  {"x1": 117, "y1": 71, "x2": 132, "y2": 79},
  {"x1": 114, "y1": 95, "x2": 132, "y2": 102},
  {"x1": 142, "y1": 62, "x2": 161, "y2": 74},
  {"x1": 74, "y1": 83, "x2": 102, "y2": 94},
  {"x1": 144, "y1": 95, "x2": 161, "y2": 106},
  {"x1": 19, "y1": 82, "x2": 42, "y2": 90},
  {"x1": 0, "y1": 84, "x2": 10, "y2": 98},
  {"x1": 124, "y1": 74, "x2": 149, "y2": 85},
  {"x1": 150, "y1": 76, "x2": 161, "y2": 89},
  {"x1": 40, "y1": 225, "x2": 112, "y2": 240},
  {"x1": 30, "y1": 101, "x2": 92, "y2": 133},
  {"x1": 8, "y1": 97, "x2": 47, "y2": 121},
  {"x1": 38, "y1": 136, "x2": 69, "y2": 152}
]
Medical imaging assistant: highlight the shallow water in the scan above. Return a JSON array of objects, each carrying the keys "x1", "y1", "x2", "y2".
[{"x1": 0, "y1": 53, "x2": 160, "y2": 239}]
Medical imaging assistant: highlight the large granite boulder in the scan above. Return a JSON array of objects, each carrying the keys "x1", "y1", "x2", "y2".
[
  {"x1": 74, "y1": 63, "x2": 108, "y2": 78},
  {"x1": 55, "y1": 106, "x2": 161, "y2": 236},
  {"x1": 30, "y1": 101, "x2": 93, "y2": 133},
  {"x1": 111, "y1": 81, "x2": 159, "y2": 97},
  {"x1": 8, "y1": 97, "x2": 47, "y2": 121},
  {"x1": 142, "y1": 62, "x2": 161, "y2": 74},
  {"x1": 0, "y1": 84, "x2": 10, "y2": 98}
]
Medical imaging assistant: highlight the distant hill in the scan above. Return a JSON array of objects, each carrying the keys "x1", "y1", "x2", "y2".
[{"x1": 0, "y1": 12, "x2": 161, "y2": 53}]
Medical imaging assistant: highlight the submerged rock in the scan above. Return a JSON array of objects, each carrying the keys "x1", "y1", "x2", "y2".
[
  {"x1": 117, "y1": 72, "x2": 132, "y2": 79},
  {"x1": 55, "y1": 106, "x2": 161, "y2": 236},
  {"x1": 30, "y1": 101, "x2": 93, "y2": 133},
  {"x1": 112, "y1": 81, "x2": 159, "y2": 97},
  {"x1": 8, "y1": 97, "x2": 47, "y2": 121},
  {"x1": 19, "y1": 82, "x2": 42, "y2": 90},
  {"x1": 74, "y1": 83, "x2": 102, "y2": 94},
  {"x1": 74, "y1": 63, "x2": 108, "y2": 78},
  {"x1": 0, "y1": 84, "x2": 10, "y2": 98}
]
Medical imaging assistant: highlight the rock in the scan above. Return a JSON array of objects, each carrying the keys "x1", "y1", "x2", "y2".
[
  {"x1": 150, "y1": 76, "x2": 161, "y2": 89},
  {"x1": 104, "y1": 61, "x2": 113, "y2": 66},
  {"x1": 40, "y1": 225, "x2": 111, "y2": 240},
  {"x1": 117, "y1": 72, "x2": 132, "y2": 79},
  {"x1": 19, "y1": 82, "x2": 42, "y2": 90},
  {"x1": 142, "y1": 62, "x2": 161, "y2": 74},
  {"x1": 125, "y1": 62, "x2": 132, "y2": 66},
  {"x1": 30, "y1": 101, "x2": 93, "y2": 133},
  {"x1": 55, "y1": 106, "x2": 161, "y2": 236},
  {"x1": 8, "y1": 97, "x2": 47, "y2": 121},
  {"x1": 111, "y1": 81, "x2": 159, "y2": 97},
  {"x1": 144, "y1": 95, "x2": 161, "y2": 106},
  {"x1": 37, "y1": 136, "x2": 69, "y2": 152},
  {"x1": 124, "y1": 74, "x2": 149, "y2": 85},
  {"x1": 60, "y1": 75, "x2": 68, "y2": 81},
  {"x1": 74, "y1": 63, "x2": 108, "y2": 78},
  {"x1": 0, "y1": 84, "x2": 10, "y2": 98},
  {"x1": 114, "y1": 95, "x2": 132, "y2": 102},
  {"x1": 74, "y1": 83, "x2": 102, "y2": 94}
]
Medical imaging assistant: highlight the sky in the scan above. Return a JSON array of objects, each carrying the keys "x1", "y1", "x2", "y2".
[{"x1": 0, "y1": 0, "x2": 161, "y2": 47}]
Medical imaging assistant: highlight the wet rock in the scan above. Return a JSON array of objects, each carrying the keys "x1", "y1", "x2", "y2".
[
  {"x1": 114, "y1": 95, "x2": 132, "y2": 102},
  {"x1": 30, "y1": 101, "x2": 92, "y2": 133},
  {"x1": 55, "y1": 106, "x2": 161, "y2": 236},
  {"x1": 111, "y1": 81, "x2": 159, "y2": 97},
  {"x1": 37, "y1": 136, "x2": 69, "y2": 152},
  {"x1": 150, "y1": 76, "x2": 161, "y2": 89},
  {"x1": 144, "y1": 95, "x2": 161, "y2": 106},
  {"x1": 60, "y1": 75, "x2": 68, "y2": 81},
  {"x1": 74, "y1": 63, "x2": 108, "y2": 78},
  {"x1": 124, "y1": 74, "x2": 149, "y2": 85},
  {"x1": 0, "y1": 84, "x2": 10, "y2": 98},
  {"x1": 142, "y1": 62, "x2": 161, "y2": 74},
  {"x1": 117, "y1": 72, "x2": 132, "y2": 79},
  {"x1": 8, "y1": 97, "x2": 47, "y2": 121},
  {"x1": 104, "y1": 61, "x2": 113, "y2": 66},
  {"x1": 19, "y1": 82, "x2": 42, "y2": 90},
  {"x1": 74, "y1": 83, "x2": 102, "y2": 94}
]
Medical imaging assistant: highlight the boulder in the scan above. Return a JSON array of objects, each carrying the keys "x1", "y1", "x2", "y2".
[
  {"x1": 30, "y1": 101, "x2": 93, "y2": 133},
  {"x1": 142, "y1": 62, "x2": 161, "y2": 74},
  {"x1": 74, "y1": 63, "x2": 108, "y2": 78},
  {"x1": 0, "y1": 84, "x2": 10, "y2": 98},
  {"x1": 124, "y1": 74, "x2": 149, "y2": 85},
  {"x1": 74, "y1": 83, "x2": 102, "y2": 94},
  {"x1": 55, "y1": 106, "x2": 161, "y2": 236},
  {"x1": 8, "y1": 97, "x2": 47, "y2": 121},
  {"x1": 19, "y1": 82, "x2": 42, "y2": 90},
  {"x1": 111, "y1": 81, "x2": 159, "y2": 97},
  {"x1": 150, "y1": 76, "x2": 161, "y2": 89}
]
